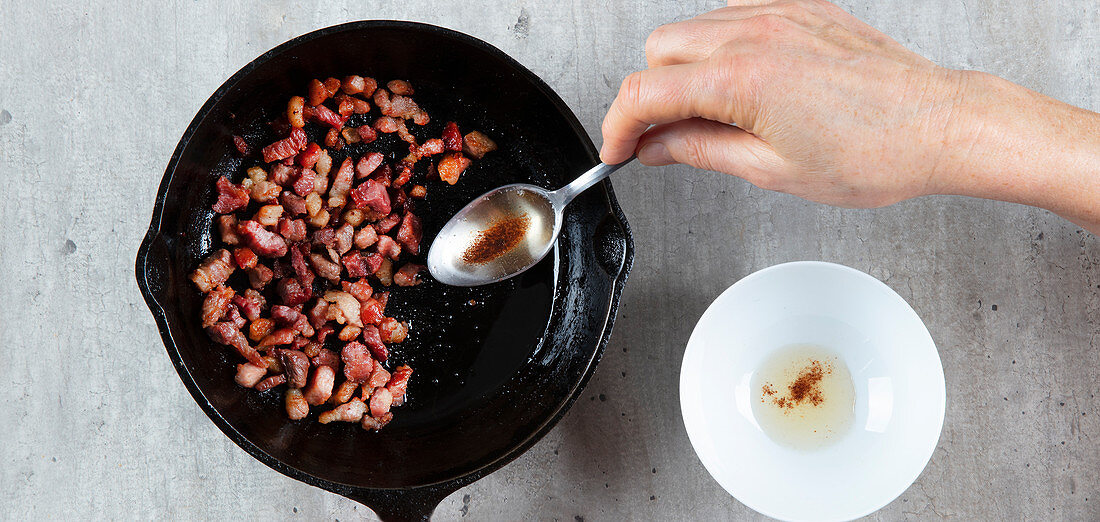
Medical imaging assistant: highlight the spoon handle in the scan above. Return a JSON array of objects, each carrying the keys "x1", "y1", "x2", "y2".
[{"x1": 551, "y1": 156, "x2": 636, "y2": 205}]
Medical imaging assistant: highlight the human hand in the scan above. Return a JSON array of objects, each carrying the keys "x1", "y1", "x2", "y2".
[{"x1": 601, "y1": 0, "x2": 971, "y2": 208}]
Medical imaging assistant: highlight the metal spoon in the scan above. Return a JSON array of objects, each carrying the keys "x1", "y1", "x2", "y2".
[{"x1": 427, "y1": 157, "x2": 635, "y2": 286}]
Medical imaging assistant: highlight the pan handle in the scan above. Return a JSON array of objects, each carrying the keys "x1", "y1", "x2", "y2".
[{"x1": 340, "y1": 483, "x2": 462, "y2": 522}]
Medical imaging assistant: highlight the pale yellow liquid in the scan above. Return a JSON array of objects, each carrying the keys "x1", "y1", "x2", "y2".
[{"x1": 750, "y1": 344, "x2": 855, "y2": 450}]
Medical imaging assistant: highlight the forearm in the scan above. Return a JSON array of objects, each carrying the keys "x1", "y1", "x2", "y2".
[{"x1": 935, "y1": 71, "x2": 1100, "y2": 234}]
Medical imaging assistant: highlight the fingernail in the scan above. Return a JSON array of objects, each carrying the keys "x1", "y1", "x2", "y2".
[{"x1": 637, "y1": 142, "x2": 672, "y2": 165}]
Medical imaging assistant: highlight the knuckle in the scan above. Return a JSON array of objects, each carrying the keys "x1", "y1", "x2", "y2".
[
  {"x1": 644, "y1": 24, "x2": 672, "y2": 64},
  {"x1": 619, "y1": 71, "x2": 647, "y2": 109}
]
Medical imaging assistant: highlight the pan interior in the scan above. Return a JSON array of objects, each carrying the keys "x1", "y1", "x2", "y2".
[{"x1": 145, "y1": 22, "x2": 622, "y2": 488}]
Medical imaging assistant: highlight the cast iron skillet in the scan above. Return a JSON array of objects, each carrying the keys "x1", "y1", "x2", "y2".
[{"x1": 134, "y1": 21, "x2": 632, "y2": 521}]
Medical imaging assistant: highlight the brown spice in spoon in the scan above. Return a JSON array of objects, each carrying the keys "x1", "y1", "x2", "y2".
[{"x1": 462, "y1": 213, "x2": 531, "y2": 265}]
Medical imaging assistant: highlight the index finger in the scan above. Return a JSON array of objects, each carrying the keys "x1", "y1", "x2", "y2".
[{"x1": 599, "y1": 61, "x2": 754, "y2": 163}]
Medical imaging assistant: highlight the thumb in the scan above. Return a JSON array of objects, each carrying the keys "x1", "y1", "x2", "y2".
[{"x1": 636, "y1": 118, "x2": 786, "y2": 184}]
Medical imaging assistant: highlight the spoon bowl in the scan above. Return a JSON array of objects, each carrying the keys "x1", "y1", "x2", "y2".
[{"x1": 428, "y1": 158, "x2": 634, "y2": 286}]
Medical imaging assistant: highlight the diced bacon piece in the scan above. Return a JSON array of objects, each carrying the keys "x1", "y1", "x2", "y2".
[
  {"x1": 463, "y1": 131, "x2": 498, "y2": 159},
  {"x1": 356, "y1": 152, "x2": 384, "y2": 179},
  {"x1": 201, "y1": 285, "x2": 235, "y2": 327},
  {"x1": 336, "y1": 95, "x2": 355, "y2": 117},
  {"x1": 387, "y1": 79, "x2": 413, "y2": 95},
  {"x1": 361, "y1": 412, "x2": 393, "y2": 430},
  {"x1": 383, "y1": 95, "x2": 421, "y2": 120},
  {"x1": 396, "y1": 213, "x2": 422, "y2": 255},
  {"x1": 331, "y1": 380, "x2": 359, "y2": 405},
  {"x1": 258, "y1": 328, "x2": 296, "y2": 348},
  {"x1": 280, "y1": 191, "x2": 307, "y2": 215},
  {"x1": 373, "y1": 116, "x2": 399, "y2": 133},
  {"x1": 238, "y1": 220, "x2": 288, "y2": 258},
  {"x1": 360, "y1": 298, "x2": 385, "y2": 325},
  {"x1": 251, "y1": 180, "x2": 281, "y2": 203},
  {"x1": 225, "y1": 305, "x2": 247, "y2": 329},
  {"x1": 374, "y1": 213, "x2": 401, "y2": 234},
  {"x1": 387, "y1": 365, "x2": 413, "y2": 400},
  {"x1": 324, "y1": 127, "x2": 340, "y2": 149},
  {"x1": 375, "y1": 235, "x2": 401, "y2": 260},
  {"x1": 311, "y1": 348, "x2": 339, "y2": 371},
  {"x1": 311, "y1": 227, "x2": 337, "y2": 248},
  {"x1": 318, "y1": 398, "x2": 366, "y2": 424},
  {"x1": 248, "y1": 317, "x2": 274, "y2": 342},
  {"x1": 335, "y1": 223, "x2": 354, "y2": 255},
  {"x1": 342, "y1": 251, "x2": 368, "y2": 278},
  {"x1": 370, "y1": 387, "x2": 393, "y2": 418},
  {"x1": 357, "y1": 124, "x2": 378, "y2": 143},
  {"x1": 323, "y1": 77, "x2": 341, "y2": 95},
  {"x1": 437, "y1": 152, "x2": 471, "y2": 185},
  {"x1": 311, "y1": 103, "x2": 348, "y2": 129},
  {"x1": 379, "y1": 317, "x2": 408, "y2": 344},
  {"x1": 350, "y1": 179, "x2": 390, "y2": 215},
  {"x1": 206, "y1": 321, "x2": 265, "y2": 367},
  {"x1": 271, "y1": 164, "x2": 296, "y2": 186},
  {"x1": 278, "y1": 218, "x2": 307, "y2": 242},
  {"x1": 212, "y1": 177, "x2": 250, "y2": 213},
  {"x1": 297, "y1": 142, "x2": 322, "y2": 169},
  {"x1": 442, "y1": 122, "x2": 462, "y2": 151},
  {"x1": 342, "y1": 75, "x2": 367, "y2": 95},
  {"x1": 375, "y1": 258, "x2": 394, "y2": 286},
  {"x1": 287, "y1": 96, "x2": 306, "y2": 128},
  {"x1": 392, "y1": 163, "x2": 413, "y2": 188},
  {"x1": 307, "y1": 299, "x2": 329, "y2": 329},
  {"x1": 255, "y1": 373, "x2": 286, "y2": 392},
  {"x1": 409, "y1": 185, "x2": 426, "y2": 199},
  {"x1": 342, "y1": 278, "x2": 373, "y2": 302},
  {"x1": 233, "y1": 289, "x2": 265, "y2": 322},
  {"x1": 275, "y1": 349, "x2": 310, "y2": 388},
  {"x1": 417, "y1": 138, "x2": 444, "y2": 157},
  {"x1": 354, "y1": 227, "x2": 378, "y2": 249},
  {"x1": 412, "y1": 110, "x2": 429, "y2": 126},
  {"x1": 191, "y1": 249, "x2": 235, "y2": 293},
  {"x1": 361, "y1": 325, "x2": 388, "y2": 362},
  {"x1": 271, "y1": 305, "x2": 302, "y2": 326},
  {"x1": 328, "y1": 158, "x2": 354, "y2": 208},
  {"x1": 303, "y1": 365, "x2": 336, "y2": 406},
  {"x1": 233, "y1": 135, "x2": 251, "y2": 156},
  {"x1": 275, "y1": 277, "x2": 311, "y2": 306},
  {"x1": 262, "y1": 127, "x2": 308, "y2": 163},
  {"x1": 309, "y1": 253, "x2": 342, "y2": 281},
  {"x1": 341, "y1": 341, "x2": 374, "y2": 383},
  {"x1": 395, "y1": 119, "x2": 416, "y2": 146},
  {"x1": 247, "y1": 264, "x2": 274, "y2": 290},
  {"x1": 218, "y1": 215, "x2": 241, "y2": 246},
  {"x1": 285, "y1": 388, "x2": 309, "y2": 420},
  {"x1": 233, "y1": 247, "x2": 258, "y2": 270},
  {"x1": 254, "y1": 204, "x2": 284, "y2": 227},
  {"x1": 289, "y1": 244, "x2": 314, "y2": 287},
  {"x1": 308, "y1": 79, "x2": 328, "y2": 106},
  {"x1": 373, "y1": 88, "x2": 392, "y2": 114},
  {"x1": 292, "y1": 168, "x2": 315, "y2": 197},
  {"x1": 393, "y1": 263, "x2": 424, "y2": 287},
  {"x1": 235, "y1": 363, "x2": 267, "y2": 388},
  {"x1": 323, "y1": 290, "x2": 363, "y2": 328}
]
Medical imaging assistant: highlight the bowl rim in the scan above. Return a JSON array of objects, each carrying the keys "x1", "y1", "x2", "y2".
[
  {"x1": 135, "y1": 19, "x2": 634, "y2": 496},
  {"x1": 679, "y1": 260, "x2": 946, "y2": 521}
]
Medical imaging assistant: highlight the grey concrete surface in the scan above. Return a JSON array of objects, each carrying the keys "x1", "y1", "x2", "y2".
[{"x1": 2, "y1": 0, "x2": 1098, "y2": 520}]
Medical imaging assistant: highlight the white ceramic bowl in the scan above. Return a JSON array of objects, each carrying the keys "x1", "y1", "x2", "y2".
[{"x1": 680, "y1": 261, "x2": 945, "y2": 521}]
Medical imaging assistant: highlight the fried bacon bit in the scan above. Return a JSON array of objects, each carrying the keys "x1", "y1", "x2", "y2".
[
  {"x1": 356, "y1": 152, "x2": 384, "y2": 179},
  {"x1": 361, "y1": 325, "x2": 388, "y2": 362},
  {"x1": 285, "y1": 388, "x2": 309, "y2": 420},
  {"x1": 375, "y1": 257, "x2": 394, "y2": 286},
  {"x1": 387, "y1": 80, "x2": 414, "y2": 95},
  {"x1": 342, "y1": 278, "x2": 373, "y2": 302},
  {"x1": 357, "y1": 124, "x2": 378, "y2": 143},
  {"x1": 212, "y1": 177, "x2": 250, "y2": 213},
  {"x1": 350, "y1": 178, "x2": 390, "y2": 215},
  {"x1": 309, "y1": 253, "x2": 342, "y2": 281},
  {"x1": 354, "y1": 226, "x2": 378, "y2": 250},
  {"x1": 342, "y1": 75, "x2": 367, "y2": 95},
  {"x1": 375, "y1": 235, "x2": 401, "y2": 260},
  {"x1": 373, "y1": 116, "x2": 399, "y2": 134},
  {"x1": 335, "y1": 223, "x2": 354, "y2": 255},
  {"x1": 383, "y1": 95, "x2": 421, "y2": 120},
  {"x1": 409, "y1": 185, "x2": 427, "y2": 199},
  {"x1": 278, "y1": 217, "x2": 307, "y2": 242},
  {"x1": 254, "y1": 204, "x2": 284, "y2": 227},
  {"x1": 379, "y1": 318, "x2": 408, "y2": 344},
  {"x1": 201, "y1": 285, "x2": 236, "y2": 327},
  {"x1": 251, "y1": 180, "x2": 281, "y2": 203},
  {"x1": 396, "y1": 213, "x2": 422, "y2": 255},
  {"x1": 393, "y1": 263, "x2": 424, "y2": 287},
  {"x1": 207, "y1": 321, "x2": 266, "y2": 367},
  {"x1": 249, "y1": 317, "x2": 274, "y2": 342},
  {"x1": 218, "y1": 215, "x2": 241, "y2": 246},
  {"x1": 262, "y1": 127, "x2": 308, "y2": 163},
  {"x1": 276, "y1": 349, "x2": 311, "y2": 388},
  {"x1": 387, "y1": 365, "x2": 413, "y2": 400},
  {"x1": 297, "y1": 142, "x2": 322, "y2": 169},
  {"x1": 234, "y1": 289, "x2": 265, "y2": 321},
  {"x1": 323, "y1": 290, "x2": 363, "y2": 328},
  {"x1": 417, "y1": 138, "x2": 444, "y2": 157},
  {"x1": 438, "y1": 152, "x2": 472, "y2": 185},
  {"x1": 292, "y1": 169, "x2": 316, "y2": 197},
  {"x1": 191, "y1": 249, "x2": 235, "y2": 293},
  {"x1": 271, "y1": 164, "x2": 295, "y2": 186},
  {"x1": 303, "y1": 365, "x2": 336, "y2": 406},
  {"x1": 238, "y1": 220, "x2": 288, "y2": 258},
  {"x1": 235, "y1": 363, "x2": 267, "y2": 388},
  {"x1": 323, "y1": 77, "x2": 341, "y2": 95},
  {"x1": 287, "y1": 96, "x2": 306, "y2": 128},
  {"x1": 318, "y1": 398, "x2": 366, "y2": 424},
  {"x1": 395, "y1": 119, "x2": 416, "y2": 146},
  {"x1": 442, "y1": 122, "x2": 462, "y2": 151},
  {"x1": 312, "y1": 103, "x2": 348, "y2": 129},
  {"x1": 373, "y1": 88, "x2": 392, "y2": 114},
  {"x1": 328, "y1": 158, "x2": 354, "y2": 208},
  {"x1": 233, "y1": 135, "x2": 251, "y2": 156},
  {"x1": 247, "y1": 264, "x2": 274, "y2": 290},
  {"x1": 308, "y1": 79, "x2": 329, "y2": 106},
  {"x1": 276, "y1": 277, "x2": 311, "y2": 306},
  {"x1": 331, "y1": 380, "x2": 359, "y2": 405},
  {"x1": 463, "y1": 131, "x2": 498, "y2": 159},
  {"x1": 255, "y1": 373, "x2": 287, "y2": 392},
  {"x1": 360, "y1": 298, "x2": 385, "y2": 325},
  {"x1": 341, "y1": 126, "x2": 361, "y2": 144},
  {"x1": 341, "y1": 341, "x2": 374, "y2": 382},
  {"x1": 369, "y1": 387, "x2": 394, "y2": 418},
  {"x1": 336, "y1": 95, "x2": 355, "y2": 118},
  {"x1": 412, "y1": 110, "x2": 430, "y2": 126},
  {"x1": 361, "y1": 412, "x2": 393, "y2": 430},
  {"x1": 392, "y1": 163, "x2": 413, "y2": 188}
]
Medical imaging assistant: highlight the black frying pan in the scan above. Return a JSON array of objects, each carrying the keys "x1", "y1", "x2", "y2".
[{"x1": 135, "y1": 21, "x2": 632, "y2": 521}]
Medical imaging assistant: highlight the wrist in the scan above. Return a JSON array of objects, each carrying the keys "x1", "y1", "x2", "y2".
[{"x1": 930, "y1": 70, "x2": 1100, "y2": 229}]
